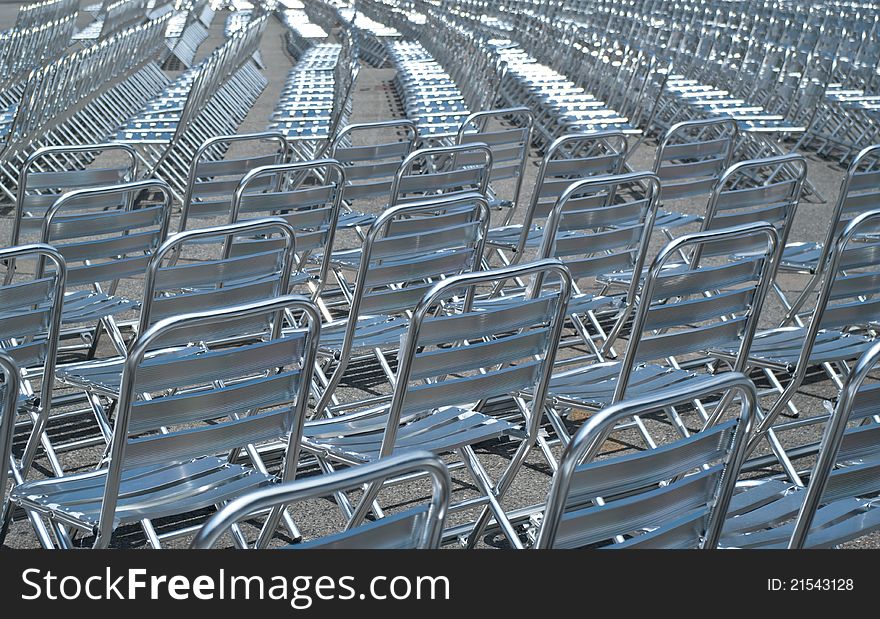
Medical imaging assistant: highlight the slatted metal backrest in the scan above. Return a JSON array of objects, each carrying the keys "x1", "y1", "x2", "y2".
[
  {"x1": 612, "y1": 222, "x2": 780, "y2": 402},
  {"x1": 654, "y1": 118, "x2": 738, "y2": 203},
  {"x1": 0, "y1": 352, "x2": 20, "y2": 524},
  {"x1": 331, "y1": 120, "x2": 417, "y2": 206},
  {"x1": 230, "y1": 160, "x2": 344, "y2": 298},
  {"x1": 701, "y1": 153, "x2": 806, "y2": 258},
  {"x1": 179, "y1": 132, "x2": 288, "y2": 233},
  {"x1": 95, "y1": 295, "x2": 321, "y2": 547},
  {"x1": 0, "y1": 244, "x2": 65, "y2": 479},
  {"x1": 138, "y1": 218, "x2": 297, "y2": 342},
  {"x1": 38, "y1": 180, "x2": 174, "y2": 290},
  {"x1": 378, "y1": 259, "x2": 572, "y2": 457},
  {"x1": 538, "y1": 171, "x2": 660, "y2": 304},
  {"x1": 389, "y1": 143, "x2": 493, "y2": 206},
  {"x1": 455, "y1": 107, "x2": 533, "y2": 208},
  {"x1": 535, "y1": 373, "x2": 757, "y2": 549},
  {"x1": 10, "y1": 143, "x2": 140, "y2": 252},
  {"x1": 787, "y1": 340, "x2": 880, "y2": 548},
  {"x1": 190, "y1": 451, "x2": 450, "y2": 549}
]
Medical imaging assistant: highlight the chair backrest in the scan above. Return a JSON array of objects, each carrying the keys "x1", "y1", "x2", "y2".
[
  {"x1": 95, "y1": 295, "x2": 321, "y2": 546},
  {"x1": 389, "y1": 142, "x2": 493, "y2": 206},
  {"x1": 10, "y1": 143, "x2": 140, "y2": 250},
  {"x1": 538, "y1": 170, "x2": 661, "y2": 309},
  {"x1": 653, "y1": 118, "x2": 738, "y2": 203},
  {"x1": 190, "y1": 450, "x2": 451, "y2": 549},
  {"x1": 139, "y1": 217, "x2": 298, "y2": 340},
  {"x1": 331, "y1": 119, "x2": 418, "y2": 207},
  {"x1": 377, "y1": 259, "x2": 572, "y2": 457},
  {"x1": 0, "y1": 351, "x2": 20, "y2": 524},
  {"x1": 535, "y1": 373, "x2": 757, "y2": 549},
  {"x1": 37, "y1": 179, "x2": 174, "y2": 292},
  {"x1": 179, "y1": 132, "x2": 289, "y2": 233},
  {"x1": 507, "y1": 131, "x2": 628, "y2": 253},
  {"x1": 0, "y1": 244, "x2": 65, "y2": 477},
  {"x1": 230, "y1": 159, "x2": 344, "y2": 298},
  {"x1": 701, "y1": 153, "x2": 806, "y2": 258},
  {"x1": 788, "y1": 338, "x2": 880, "y2": 548},
  {"x1": 455, "y1": 107, "x2": 533, "y2": 209},
  {"x1": 612, "y1": 222, "x2": 781, "y2": 402}
]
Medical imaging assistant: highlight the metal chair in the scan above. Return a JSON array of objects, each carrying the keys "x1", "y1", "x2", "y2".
[
  {"x1": 302, "y1": 258, "x2": 572, "y2": 548},
  {"x1": 722, "y1": 340, "x2": 880, "y2": 549},
  {"x1": 8, "y1": 294, "x2": 321, "y2": 548},
  {"x1": 533, "y1": 373, "x2": 757, "y2": 549},
  {"x1": 191, "y1": 451, "x2": 450, "y2": 549},
  {"x1": 0, "y1": 352, "x2": 21, "y2": 544}
]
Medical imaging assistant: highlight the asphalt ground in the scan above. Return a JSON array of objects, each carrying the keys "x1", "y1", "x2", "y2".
[{"x1": 2, "y1": 3, "x2": 879, "y2": 549}]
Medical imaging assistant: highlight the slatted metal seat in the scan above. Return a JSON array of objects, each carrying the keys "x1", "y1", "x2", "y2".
[
  {"x1": 191, "y1": 451, "x2": 450, "y2": 549},
  {"x1": 542, "y1": 221, "x2": 780, "y2": 450},
  {"x1": 532, "y1": 373, "x2": 756, "y2": 549},
  {"x1": 8, "y1": 295, "x2": 321, "y2": 548},
  {"x1": 303, "y1": 259, "x2": 572, "y2": 548},
  {"x1": 311, "y1": 193, "x2": 490, "y2": 418},
  {"x1": 721, "y1": 341, "x2": 880, "y2": 548}
]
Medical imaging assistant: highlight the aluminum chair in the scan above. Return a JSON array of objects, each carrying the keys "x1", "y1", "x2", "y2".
[
  {"x1": 389, "y1": 142, "x2": 492, "y2": 206},
  {"x1": 533, "y1": 373, "x2": 757, "y2": 549},
  {"x1": 8, "y1": 295, "x2": 321, "y2": 549},
  {"x1": 177, "y1": 132, "x2": 289, "y2": 234},
  {"x1": 721, "y1": 340, "x2": 880, "y2": 549},
  {"x1": 312, "y1": 192, "x2": 491, "y2": 418},
  {"x1": 543, "y1": 221, "x2": 780, "y2": 450},
  {"x1": 191, "y1": 451, "x2": 450, "y2": 549},
  {"x1": 710, "y1": 208, "x2": 880, "y2": 484},
  {"x1": 302, "y1": 259, "x2": 572, "y2": 548}
]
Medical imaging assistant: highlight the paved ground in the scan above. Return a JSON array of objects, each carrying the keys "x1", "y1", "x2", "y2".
[{"x1": 2, "y1": 2, "x2": 879, "y2": 549}]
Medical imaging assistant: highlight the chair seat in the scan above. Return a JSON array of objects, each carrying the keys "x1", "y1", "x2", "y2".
[
  {"x1": 720, "y1": 480, "x2": 880, "y2": 548},
  {"x1": 61, "y1": 290, "x2": 139, "y2": 324},
  {"x1": 337, "y1": 210, "x2": 376, "y2": 229},
  {"x1": 10, "y1": 456, "x2": 273, "y2": 530},
  {"x1": 314, "y1": 314, "x2": 409, "y2": 351},
  {"x1": 462, "y1": 289, "x2": 621, "y2": 316},
  {"x1": 56, "y1": 346, "x2": 206, "y2": 397},
  {"x1": 708, "y1": 327, "x2": 875, "y2": 371},
  {"x1": 732, "y1": 241, "x2": 822, "y2": 272},
  {"x1": 546, "y1": 362, "x2": 713, "y2": 411},
  {"x1": 304, "y1": 405, "x2": 522, "y2": 462}
]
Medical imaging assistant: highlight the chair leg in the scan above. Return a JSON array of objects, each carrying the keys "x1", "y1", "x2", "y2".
[{"x1": 458, "y1": 444, "x2": 524, "y2": 549}]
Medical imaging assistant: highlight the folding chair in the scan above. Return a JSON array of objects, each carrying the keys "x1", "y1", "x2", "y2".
[
  {"x1": 330, "y1": 119, "x2": 418, "y2": 229},
  {"x1": 8, "y1": 143, "x2": 140, "y2": 251},
  {"x1": 485, "y1": 131, "x2": 629, "y2": 261},
  {"x1": 177, "y1": 132, "x2": 289, "y2": 234},
  {"x1": 191, "y1": 451, "x2": 450, "y2": 549},
  {"x1": 302, "y1": 258, "x2": 572, "y2": 548},
  {"x1": 0, "y1": 353, "x2": 20, "y2": 544},
  {"x1": 455, "y1": 107, "x2": 533, "y2": 213},
  {"x1": 312, "y1": 192, "x2": 491, "y2": 418},
  {"x1": 710, "y1": 209, "x2": 880, "y2": 483},
  {"x1": 37, "y1": 179, "x2": 174, "y2": 357},
  {"x1": 543, "y1": 221, "x2": 780, "y2": 450},
  {"x1": 722, "y1": 340, "x2": 880, "y2": 549},
  {"x1": 230, "y1": 159, "x2": 345, "y2": 315},
  {"x1": 0, "y1": 245, "x2": 66, "y2": 488},
  {"x1": 533, "y1": 373, "x2": 757, "y2": 549},
  {"x1": 8, "y1": 295, "x2": 321, "y2": 549}
]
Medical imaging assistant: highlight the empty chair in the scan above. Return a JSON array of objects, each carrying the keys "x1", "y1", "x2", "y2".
[
  {"x1": 302, "y1": 259, "x2": 571, "y2": 548},
  {"x1": 312, "y1": 193, "x2": 490, "y2": 417},
  {"x1": 8, "y1": 143, "x2": 140, "y2": 250},
  {"x1": 455, "y1": 107, "x2": 533, "y2": 213},
  {"x1": 485, "y1": 131, "x2": 629, "y2": 260},
  {"x1": 533, "y1": 373, "x2": 757, "y2": 549},
  {"x1": 722, "y1": 340, "x2": 880, "y2": 549},
  {"x1": 330, "y1": 119, "x2": 418, "y2": 229},
  {"x1": 8, "y1": 295, "x2": 321, "y2": 548},
  {"x1": 191, "y1": 451, "x2": 450, "y2": 549},
  {"x1": 389, "y1": 142, "x2": 492, "y2": 206},
  {"x1": 543, "y1": 222, "x2": 780, "y2": 449},
  {"x1": 710, "y1": 209, "x2": 880, "y2": 484},
  {"x1": 178, "y1": 132, "x2": 288, "y2": 234}
]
